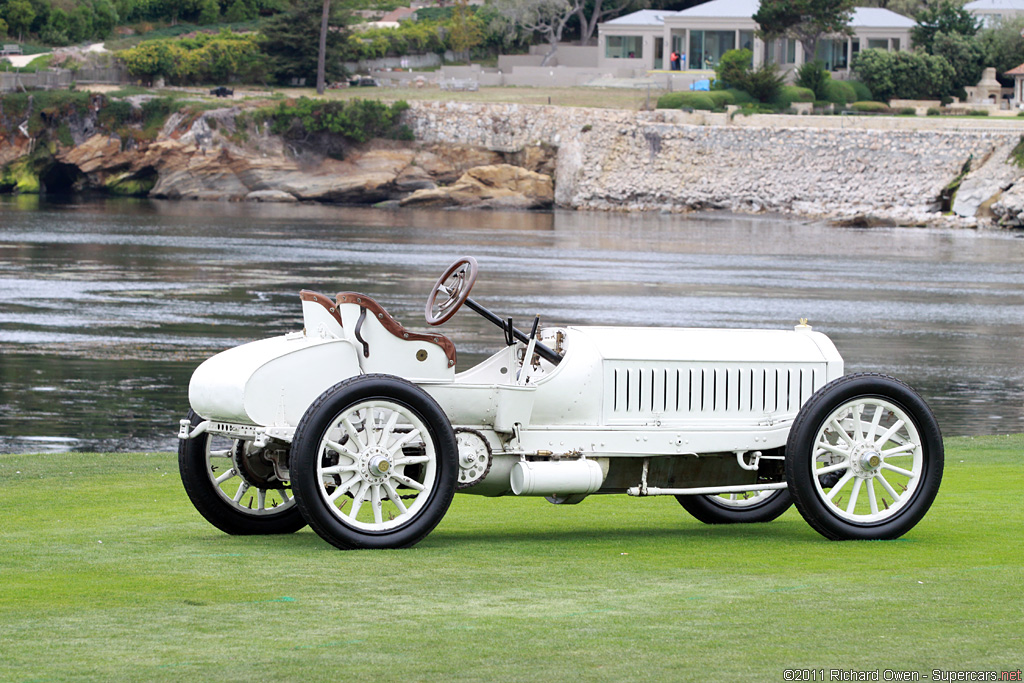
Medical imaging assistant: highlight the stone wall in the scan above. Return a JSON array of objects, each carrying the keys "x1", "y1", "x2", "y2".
[{"x1": 404, "y1": 101, "x2": 1024, "y2": 226}]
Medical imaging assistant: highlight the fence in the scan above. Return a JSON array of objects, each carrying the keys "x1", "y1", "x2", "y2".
[{"x1": 1, "y1": 69, "x2": 74, "y2": 93}]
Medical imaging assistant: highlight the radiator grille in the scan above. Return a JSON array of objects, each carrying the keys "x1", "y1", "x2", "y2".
[{"x1": 606, "y1": 363, "x2": 823, "y2": 423}]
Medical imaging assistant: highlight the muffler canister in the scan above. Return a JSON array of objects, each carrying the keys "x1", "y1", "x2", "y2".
[{"x1": 510, "y1": 459, "x2": 605, "y2": 496}]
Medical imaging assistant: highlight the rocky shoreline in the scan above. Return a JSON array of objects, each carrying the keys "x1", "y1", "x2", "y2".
[{"x1": 3, "y1": 98, "x2": 1024, "y2": 227}]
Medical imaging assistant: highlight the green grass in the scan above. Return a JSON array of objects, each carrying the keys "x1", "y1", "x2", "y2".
[{"x1": 1, "y1": 435, "x2": 1021, "y2": 681}]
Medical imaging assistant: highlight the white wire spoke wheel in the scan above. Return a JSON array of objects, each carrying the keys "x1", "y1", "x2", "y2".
[
  {"x1": 178, "y1": 410, "x2": 305, "y2": 535},
  {"x1": 290, "y1": 375, "x2": 458, "y2": 550},
  {"x1": 785, "y1": 374, "x2": 943, "y2": 541}
]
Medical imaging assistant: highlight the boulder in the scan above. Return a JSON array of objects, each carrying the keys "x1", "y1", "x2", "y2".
[{"x1": 400, "y1": 164, "x2": 554, "y2": 210}]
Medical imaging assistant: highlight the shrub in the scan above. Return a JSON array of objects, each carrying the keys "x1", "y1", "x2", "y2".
[
  {"x1": 849, "y1": 80, "x2": 873, "y2": 101},
  {"x1": 705, "y1": 90, "x2": 736, "y2": 108},
  {"x1": 743, "y1": 63, "x2": 786, "y2": 103},
  {"x1": 724, "y1": 88, "x2": 755, "y2": 105},
  {"x1": 852, "y1": 49, "x2": 954, "y2": 101},
  {"x1": 823, "y1": 79, "x2": 858, "y2": 105},
  {"x1": 850, "y1": 101, "x2": 890, "y2": 113},
  {"x1": 773, "y1": 85, "x2": 815, "y2": 108},
  {"x1": 655, "y1": 92, "x2": 718, "y2": 110},
  {"x1": 967, "y1": 109, "x2": 990, "y2": 116},
  {"x1": 714, "y1": 48, "x2": 753, "y2": 90},
  {"x1": 927, "y1": 107, "x2": 942, "y2": 116},
  {"x1": 796, "y1": 60, "x2": 829, "y2": 100},
  {"x1": 267, "y1": 98, "x2": 414, "y2": 144},
  {"x1": 897, "y1": 107, "x2": 917, "y2": 115}
]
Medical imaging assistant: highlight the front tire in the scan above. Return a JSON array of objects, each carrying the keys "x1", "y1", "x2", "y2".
[
  {"x1": 677, "y1": 489, "x2": 793, "y2": 524},
  {"x1": 178, "y1": 410, "x2": 306, "y2": 535},
  {"x1": 785, "y1": 374, "x2": 943, "y2": 541},
  {"x1": 290, "y1": 375, "x2": 458, "y2": 550}
]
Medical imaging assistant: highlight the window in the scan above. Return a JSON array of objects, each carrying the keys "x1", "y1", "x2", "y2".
[
  {"x1": 892, "y1": 38, "x2": 900, "y2": 51},
  {"x1": 606, "y1": 35, "x2": 643, "y2": 59},
  {"x1": 867, "y1": 38, "x2": 888, "y2": 50},
  {"x1": 602, "y1": 35, "x2": 643, "y2": 59},
  {"x1": 815, "y1": 39, "x2": 849, "y2": 70},
  {"x1": 689, "y1": 30, "x2": 736, "y2": 70}
]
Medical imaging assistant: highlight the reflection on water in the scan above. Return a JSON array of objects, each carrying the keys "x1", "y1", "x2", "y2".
[{"x1": 2, "y1": 195, "x2": 1023, "y2": 452}]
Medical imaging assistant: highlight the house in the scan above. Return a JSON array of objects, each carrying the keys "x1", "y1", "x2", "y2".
[
  {"x1": 963, "y1": 0, "x2": 1024, "y2": 26},
  {"x1": 597, "y1": 0, "x2": 915, "y2": 75}
]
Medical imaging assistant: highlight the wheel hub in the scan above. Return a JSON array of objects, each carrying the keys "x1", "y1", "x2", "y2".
[
  {"x1": 849, "y1": 443, "x2": 882, "y2": 478},
  {"x1": 232, "y1": 441, "x2": 286, "y2": 489},
  {"x1": 359, "y1": 446, "x2": 394, "y2": 484}
]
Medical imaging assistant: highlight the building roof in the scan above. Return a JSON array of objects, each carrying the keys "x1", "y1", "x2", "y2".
[
  {"x1": 1004, "y1": 62, "x2": 1024, "y2": 75},
  {"x1": 964, "y1": 0, "x2": 1024, "y2": 11},
  {"x1": 609, "y1": 1, "x2": 915, "y2": 28},
  {"x1": 604, "y1": 9, "x2": 672, "y2": 25},
  {"x1": 849, "y1": 7, "x2": 916, "y2": 28},
  {"x1": 674, "y1": 0, "x2": 761, "y2": 19}
]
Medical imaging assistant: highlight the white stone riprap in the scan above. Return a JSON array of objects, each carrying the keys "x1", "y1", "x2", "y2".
[{"x1": 404, "y1": 101, "x2": 1024, "y2": 227}]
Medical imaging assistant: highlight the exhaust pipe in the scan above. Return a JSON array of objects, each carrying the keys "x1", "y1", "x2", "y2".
[{"x1": 510, "y1": 459, "x2": 605, "y2": 497}]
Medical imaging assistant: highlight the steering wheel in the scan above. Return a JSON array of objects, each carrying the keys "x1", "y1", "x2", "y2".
[{"x1": 425, "y1": 256, "x2": 479, "y2": 326}]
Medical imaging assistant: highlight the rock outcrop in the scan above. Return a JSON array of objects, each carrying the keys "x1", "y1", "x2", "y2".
[{"x1": 400, "y1": 164, "x2": 554, "y2": 209}]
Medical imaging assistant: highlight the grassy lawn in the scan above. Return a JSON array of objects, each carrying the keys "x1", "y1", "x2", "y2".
[{"x1": 1, "y1": 435, "x2": 1021, "y2": 682}]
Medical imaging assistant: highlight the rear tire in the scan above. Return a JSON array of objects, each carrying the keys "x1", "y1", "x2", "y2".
[
  {"x1": 677, "y1": 489, "x2": 792, "y2": 524},
  {"x1": 178, "y1": 410, "x2": 305, "y2": 535},
  {"x1": 785, "y1": 374, "x2": 943, "y2": 541}
]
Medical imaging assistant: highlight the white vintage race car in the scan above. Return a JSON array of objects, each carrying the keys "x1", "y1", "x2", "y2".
[{"x1": 178, "y1": 257, "x2": 944, "y2": 549}]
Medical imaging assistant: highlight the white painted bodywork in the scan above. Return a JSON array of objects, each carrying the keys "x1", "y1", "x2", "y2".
[{"x1": 185, "y1": 293, "x2": 843, "y2": 498}]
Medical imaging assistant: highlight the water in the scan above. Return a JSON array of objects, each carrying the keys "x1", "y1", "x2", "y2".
[{"x1": 2, "y1": 194, "x2": 1023, "y2": 453}]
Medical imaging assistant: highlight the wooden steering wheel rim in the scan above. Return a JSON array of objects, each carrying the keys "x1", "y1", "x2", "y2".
[{"x1": 425, "y1": 256, "x2": 479, "y2": 326}]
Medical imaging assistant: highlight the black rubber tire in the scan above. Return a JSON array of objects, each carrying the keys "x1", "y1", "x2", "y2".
[
  {"x1": 290, "y1": 374, "x2": 458, "y2": 550},
  {"x1": 676, "y1": 488, "x2": 793, "y2": 524},
  {"x1": 178, "y1": 410, "x2": 306, "y2": 535},
  {"x1": 785, "y1": 373, "x2": 943, "y2": 541}
]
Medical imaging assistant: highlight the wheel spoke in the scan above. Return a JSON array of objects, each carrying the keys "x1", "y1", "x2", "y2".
[
  {"x1": 257, "y1": 488, "x2": 267, "y2": 511},
  {"x1": 382, "y1": 481, "x2": 408, "y2": 514},
  {"x1": 370, "y1": 485, "x2": 383, "y2": 525},
  {"x1": 233, "y1": 481, "x2": 250, "y2": 503},
  {"x1": 214, "y1": 468, "x2": 237, "y2": 485},
  {"x1": 875, "y1": 473, "x2": 902, "y2": 503},
  {"x1": 882, "y1": 443, "x2": 917, "y2": 457},
  {"x1": 881, "y1": 463, "x2": 915, "y2": 478},
  {"x1": 816, "y1": 461, "x2": 850, "y2": 476},
  {"x1": 209, "y1": 449, "x2": 232, "y2": 458},
  {"x1": 342, "y1": 418, "x2": 365, "y2": 451},
  {"x1": 828, "y1": 418, "x2": 855, "y2": 446},
  {"x1": 394, "y1": 454, "x2": 430, "y2": 466},
  {"x1": 825, "y1": 471, "x2": 854, "y2": 501},
  {"x1": 387, "y1": 428, "x2": 422, "y2": 456},
  {"x1": 865, "y1": 403, "x2": 884, "y2": 444},
  {"x1": 816, "y1": 441, "x2": 852, "y2": 459},
  {"x1": 851, "y1": 404, "x2": 864, "y2": 442},
  {"x1": 348, "y1": 481, "x2": 370, "y2": 519},
  {"x1": 327, "y1": 475, "x2": 361, "y2": 503},
  {"x1": 875, "y1": 419, "x2": 906, "y2": 448},
  {"x1": 325, "y1": 439, "x2": 357, "y2": 458},
  {"x1": 866, "y1": 478, "x2": 879, "y2": 514},
  {"x1": 391, "y1": 473, "x2": 425, "y2": 491},
  {"x1": 321, "y1": 464, "x2": 358, "y2": 476},
  {"x1": 375, "y1": 410, "x2": 400, "y2": 447},
  {"x1": 846, "y1": 478, "x2": 862, "y2": 514}
]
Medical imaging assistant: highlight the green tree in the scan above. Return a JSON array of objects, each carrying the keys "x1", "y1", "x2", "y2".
[
  {"x1": 448, "y1": 0, "x2": 484, "y2": 61},
  {"x1": 0, "y1": 17, "x2": 8, "y2": 38},
  {"x1": 489, "y1": 0, "x2": 583, "y2": 66},
  {"x1": 197, "y1": 0, "x2": 220, "y2": 24},
  {"x1": 41, "y1": 7, "x2": 70, "y2": 45},
  {"x1": 852, "y1": 48, "x2": 955, "y2": 100},
  {"x1": 753, "y1": 0, "x2": 854, "y2": 63},
  {"x1": 796, "y1": 59, "x2": 830, "y2": 99},
  {"x1": 978, "y1": 16, "x2": 1024, "y2": 84},
  {"x1": 714, "y1": 48, "x2": 753, "y2": 89},
  {"x1": 120, "y1": 40, "x2": 179, "y2": 83},
  {"x1": 911, "y1": 0, "x2": 980, "y2": 54},
  {"x1": 260, "y1": 0, "x2": 349, "y2": 85},
  {"x1": 92, "y1": 0, "x2": 120, "y2": 38},
  {"x1": 932, "y1": 30, "x2": 984, "y2": 94},
  {"x1": 574, "y1": 0, "x2": 644, "y2": 46},
  {"x1": 224, "y1": 0, "x2": 254, "y2": 21},
  {"x1": 5, "y1": 0, "x2": 35, "y2": 42}
]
